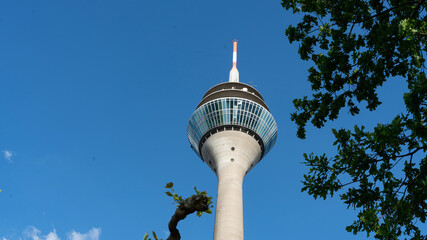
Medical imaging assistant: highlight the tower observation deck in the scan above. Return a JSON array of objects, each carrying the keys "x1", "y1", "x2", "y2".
[{"x1": 186, "y1": 40, "x2": 278, "y2": 240}]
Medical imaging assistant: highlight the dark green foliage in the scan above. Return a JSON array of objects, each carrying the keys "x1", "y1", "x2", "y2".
[
  {"x1": 282, "y1": 0, "x2": 426, "y2": 238},
  {"x1": 165, "y1": 182, "x2": 213, "y2": 218}
]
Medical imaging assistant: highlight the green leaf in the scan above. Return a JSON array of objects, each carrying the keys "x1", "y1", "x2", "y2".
[
  {"x1": 193, "y1": 186, "x2": 200, "y2": 194},
  {"x1": 143, "y1": 232, "x2": 149, "y2": 240},
  {"x1": 165, "y1": 182, "x2": 173, "y2": 189},
  {"x1": 165, "y1": 191, "x2": 173, "y2": 197},
  {"x1": 205, "y1": 208, "x2": 212, "y2": 214},
  {"x1": 152, "y1": 231, "x2": 158, "y2": 240}
]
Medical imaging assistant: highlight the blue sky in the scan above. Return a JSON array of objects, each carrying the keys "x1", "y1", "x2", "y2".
[{"x1": 0, "y1": 1, "x2": 422, "y2": 239}]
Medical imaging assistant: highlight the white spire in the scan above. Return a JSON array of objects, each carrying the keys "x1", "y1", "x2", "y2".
[{"x1": 229, "y1": 40, "x2": 239, "y2": 82}]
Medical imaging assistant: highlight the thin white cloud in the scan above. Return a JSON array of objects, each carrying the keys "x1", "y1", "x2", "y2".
[
  {"x1": 12, "y1": 227, "x2": 101, "y2": 240},
  {"x1": 23, "y1": 226, "x2": 42, "y2": 240},
  {"x1": 3, "y1": 150, "x2": 12, "y2": 163},
  {"x1": 67, "y1": 228, "x2": 100, "y2": 240},
  {"x1": 45, "y1": 231, "x2": 60, "y2": 240}
]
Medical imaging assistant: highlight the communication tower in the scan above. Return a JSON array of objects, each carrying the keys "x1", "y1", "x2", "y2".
[{"x1": 187, "y1": 40, "x2": 278, "y2": 240}]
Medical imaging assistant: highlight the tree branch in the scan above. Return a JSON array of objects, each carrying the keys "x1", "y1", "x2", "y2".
[
  {"x1": 340, "y1": 181, "x2": 357, "y2": 187},
  {"x1": 348, "y1": 22, "x2": 356, "y2": 35},
  {"x1": 395, "y1": 147, "x2": 424, "y2": 158},
  {"x1": 368, "y1": 147, "x2": 424, "y2": 166},
  {"x1": 167, "y1": 194, "x2": 210, "y2": 240}
]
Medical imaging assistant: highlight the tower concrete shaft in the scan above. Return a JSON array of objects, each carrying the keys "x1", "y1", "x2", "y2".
[{"x1": 201, "y1": 131, "x2": 262, "y2": 240}]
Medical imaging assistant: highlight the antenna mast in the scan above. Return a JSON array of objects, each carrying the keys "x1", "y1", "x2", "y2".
[{"x1": 229, "y1": 40, "x2": 239, "y2": 82}]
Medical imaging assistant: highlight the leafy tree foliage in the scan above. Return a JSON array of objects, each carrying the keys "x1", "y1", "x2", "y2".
[
  {"x1": 282, "y1": 0, "x2": 426, "y2": 238},
  {"x1": 144, "y1": 182, "x2": 213, "y2": 240}
]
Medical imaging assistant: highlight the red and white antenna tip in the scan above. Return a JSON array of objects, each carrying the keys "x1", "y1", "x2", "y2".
[
  {"x1": 229, "y1": 39, "x2": 239, "y2": 82},
  {"x1": 232, "y1": 39, "x2": 238, "y2": 68}
]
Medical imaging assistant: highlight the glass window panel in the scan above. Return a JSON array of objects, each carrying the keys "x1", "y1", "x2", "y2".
[
  {"x1": 206, "y1": 112, "x2": 211, "y2": 128},
  {"x1": 245, "y1": 114, "x2": 250, "y2": 127},
  {"x1": 257, "y1": 110, "x2": 266, "y2": 129},
  {"x1": 210, "y1": 113, "x2": 215, "y2": 127},
  {"x1": 246, "y1": 112, "x2": 252, "y2": 128},
  {"x1": 199, "y1": 110, "x2": 203, "y2": 121},
  {"x1": 209, "y1": 102, "x2": 213, "y2": 113},
  {"x1": 215, "y1": 111, "x2": 220, "y2": 126},
  {"x1": 267, "y1": 115, "x2": 274, "y2": 127},
  {"x1": 238, "y1": 108, "x2": 242, "y2": 124},
  {"x1": 252, "y1": 116, "x2": 258, "y2": 129},
  {"x1": 248, "y1": 102, "x2": 253, "y2": 114},
  {"x1": 252, "y1": 114, "x2": 259, "y2": 130},
  {"x1": 211, "y1": 112, "x2": 216, "y2": 127},
  {"x1": 195, "y1": 111, "x2": 200, "y2": 122},
  {"x1": 217, "y1": 101, "x2": 221, "y2": 125},
  {"x1": 250, "y1": 115, "x2": 256, "y2": 128},
  {"x1": 260, "y1": 110, "x2": 268, "y2": 123},
  {"x1": 216, "y1": 109, "x2": 221, "y2": 126},
  {"x1": 210, "y1": 102, "x2": 215, "y2": 108},
  {"x1": 259, "y1": 121, "x2": 267, "y2": 137},
  {"x1": 218, "y1": 100, "x2": 223, "y2": 124},
  {"x1": 249, "y1": 114, "x2": 255, "y2": 129},
  {"x1": 246, "y1": 112, "x2": 252, "y2": 127},
  {"x1": 227, "y1": 101, "x2": 231, "y2": 124},
  {"x1": 254, "y1": 106, "x2": 259, "y2": 116},
  {"x1": 255, "y1": 106, "x2": 261, "y2": 117},
  {"x1": 207, "y1": 107, "x2": 212, "y2": 126},
  {"x1": 241, "y1": 109, "x2": 246, "y2": 127}
]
